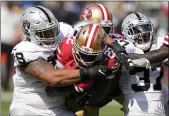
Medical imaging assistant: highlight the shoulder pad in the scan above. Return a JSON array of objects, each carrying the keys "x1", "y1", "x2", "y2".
[
  {"x1": 12, "y1": 41, "x2": 55, "y2": 67},
  {"x1": 59, "y1": 22, "x2": 74, "y2": 38},
  {"x1": 56, "y1": 36, "x2": 74, "y2": 67}
]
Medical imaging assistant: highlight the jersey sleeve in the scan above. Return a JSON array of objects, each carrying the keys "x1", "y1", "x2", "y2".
[
  {"x1": 115, "y1": 39, "x2": 140, "y2": 53},
  {"x1": 103, "y1": 46, "x2": 116, "y2": 67},
  {"x1": 56, "y1": 36, "x2": 74, "y2": 68},
  {"x1": 163, "y1": 33, "x2": 169, "y2": 47}
]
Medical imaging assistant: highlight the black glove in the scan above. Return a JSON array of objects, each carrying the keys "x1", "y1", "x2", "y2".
[
  {"x1": 70, "y1": 90, "x2": 91, "y2": 107},
  {"x1": 79, "y1": 65, "x2": 114, "y2": 81},
  {"x1": 70, "y1": 89, "x2": 113, "y2": 108},
  {"x1": 109, "y1": 42, "x2": 133, "y2": 72}
]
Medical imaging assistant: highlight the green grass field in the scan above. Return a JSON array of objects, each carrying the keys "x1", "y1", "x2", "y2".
[{"x1": 1, "y1": 91, "x2": 123, "y2": 116}]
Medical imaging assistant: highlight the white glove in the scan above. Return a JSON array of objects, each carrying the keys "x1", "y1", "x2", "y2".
[{"x1": 132, "y1": 58, "x2": 151, "y2": 69}]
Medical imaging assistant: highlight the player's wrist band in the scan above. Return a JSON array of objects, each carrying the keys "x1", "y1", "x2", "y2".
[{"x1": 79, "y1": 69, "x2": 89, "y2": 81}]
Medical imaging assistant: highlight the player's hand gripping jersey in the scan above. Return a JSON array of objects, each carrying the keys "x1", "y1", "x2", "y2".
[{"x1": 56, "y1": 36, "x2": 121, "y2": 107}]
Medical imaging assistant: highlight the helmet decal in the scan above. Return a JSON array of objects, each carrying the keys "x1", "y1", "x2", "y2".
[
  {"x1": 22, "y1": 20, "x2": 30, "y2": 35},
  {"x1": 35, "y1": 6, "x2": 51, "y2": 23},
  {"x1": 135, "y1": 13, "x2": 142, "y2": 20},
  {"x1": 84, "y1": 24, "x2": 99, "y2": 48},
  {"x1": 97, "y1": 4, "x2": 109, "y2": 20},
  {"x1": 81, "y1": 8, "x2": 92, "y2": 19}
]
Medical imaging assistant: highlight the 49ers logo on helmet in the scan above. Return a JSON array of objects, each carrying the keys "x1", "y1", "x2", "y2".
[{"x1": 81, "y1": 8, "x2": 92, "y2": 18}]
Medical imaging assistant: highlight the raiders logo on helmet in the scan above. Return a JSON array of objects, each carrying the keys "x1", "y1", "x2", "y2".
[{"x1": 22, "y1": 20, "x2": 30, "y2": 35}]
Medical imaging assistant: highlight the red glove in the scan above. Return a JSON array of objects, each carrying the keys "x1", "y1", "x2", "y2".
[
  {"x1": 74, "y1": 80, "x2": 93, "y2": 92},
  {"x1": 64, "y1": 60, "x2": 78, "y2": 69}
]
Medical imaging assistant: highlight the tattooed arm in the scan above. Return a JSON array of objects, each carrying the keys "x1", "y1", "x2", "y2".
[
  {"x1": 18, "y1": 58, "x2": 112, "y2": 87},
  {"x1": 18, "y1": 58, "x2": 81, "y2": 87}
]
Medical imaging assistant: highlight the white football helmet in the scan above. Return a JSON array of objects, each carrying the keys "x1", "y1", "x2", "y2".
[
  {"x1": 21, "y1": 6, "x2": 60, "y2": 49},
  {"x1": 121, "y1": 13, "x2": 155, "y2": 51},
  {"x1": 72, "y1": 20, "x2": 95, "y2": 36}
]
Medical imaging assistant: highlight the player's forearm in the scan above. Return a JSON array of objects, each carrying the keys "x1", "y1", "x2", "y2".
[
  {"x1": 129, "y1": 45, "x2": 169, "y2": 63},
  {"x1": 50, "y1": 69, "x2": 81, "y2": 87},
  {"x1": 22, "y1": 58, "x2": 81, "y2": 87}
]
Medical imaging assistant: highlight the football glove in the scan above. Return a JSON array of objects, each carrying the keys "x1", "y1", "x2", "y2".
[
  {"x1": 79, "y1": 65, "x2": 117, "y2": 81},
  {"x1": 109, "y1": 42, "x2": 133, "y2": 72}
]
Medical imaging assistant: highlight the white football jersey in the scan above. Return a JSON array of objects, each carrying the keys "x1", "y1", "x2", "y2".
[
  {"x1": 119, "y1": 37, "x2": 164, "y2": 100},
  {"x1": 58, "y1": 22, "x2": 74, "y2": 42},
  {"x1": 118, "y1": 37, "x2": 166, "y2": 115},
  {"x1": 10, "y1": 41, "x2": 65, "y2": 111},
  {"x1": 10, "y1": 22, "x2": 73, "y2": 113}
]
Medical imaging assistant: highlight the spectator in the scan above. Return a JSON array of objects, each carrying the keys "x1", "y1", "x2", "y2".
[
  {"x1": 157, "y1": 2, "x2": 168, "y2": 37},
  {"x1": 1, "y1": 2, "x2": 23, "y2": 91}
]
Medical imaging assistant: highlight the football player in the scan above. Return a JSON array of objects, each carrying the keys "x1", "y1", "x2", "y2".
[
  {"x1": 9, "y1": 6, "x2": 115, "y2": 116},
  {"x1": 80, "y1": 3, "x2": 168, "y2": 67},
  {"x1": 56, "y1": 23, "x2": 124, "y2": 116},
  {"x1": 79, "y1": 3, "x2": 168, "y2": 116},
  {"x1": 79, "y1": 3, "x2": 124, "y2": 42},
  {"x1": 119, "y1": 12, "x2": 166, "y2": 116},
  {"x1": 79, "y1": 3, "x2": 133, "y2": 72}
]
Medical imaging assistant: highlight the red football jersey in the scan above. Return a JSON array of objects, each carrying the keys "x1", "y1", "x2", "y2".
[
  {"x1": 56, "y1": 36, "x2": 75, "y2": 68},
  {"x1": 56, "y1": 36, "x2": 121, "y2": 105},
  {"x1": 56, "y1": 36, "x2": 117, "y2": 69}
]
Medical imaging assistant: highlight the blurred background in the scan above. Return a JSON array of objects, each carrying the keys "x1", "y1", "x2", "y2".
[{"x1": 1, "y1": 1, "x2": 168, "y2": 116}]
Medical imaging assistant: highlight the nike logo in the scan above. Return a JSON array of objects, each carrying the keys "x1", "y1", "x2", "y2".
[{"x1": 98, "y1": 69, "x2": 105, "y2": 75}]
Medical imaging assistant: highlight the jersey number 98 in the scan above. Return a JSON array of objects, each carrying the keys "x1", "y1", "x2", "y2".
[{"x1": 15, "y1": 52, "x2": 26, "y2": 64}]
